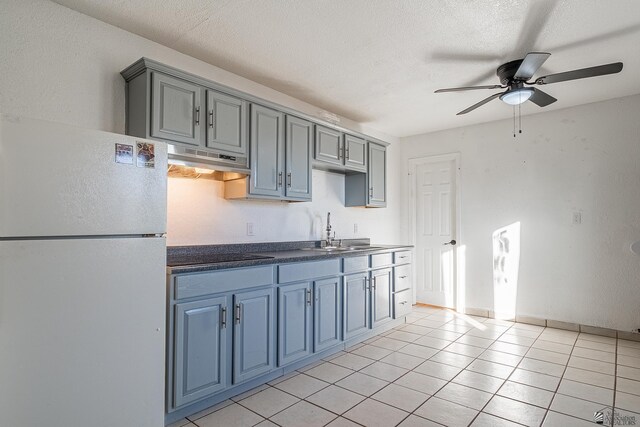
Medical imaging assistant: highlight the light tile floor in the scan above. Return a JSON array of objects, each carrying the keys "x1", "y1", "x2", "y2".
[{"x1": 170, "y1": 306, "x2": 640, "y2": 427}]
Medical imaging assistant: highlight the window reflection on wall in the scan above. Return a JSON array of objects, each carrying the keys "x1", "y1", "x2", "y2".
[{"x1": 492, "y1": 222, "x2": 521, "y2": 320}]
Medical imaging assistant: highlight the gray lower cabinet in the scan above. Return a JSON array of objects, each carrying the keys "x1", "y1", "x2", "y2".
[
  {"x1": 167, "y1": 252, "x2": 410, "y2": 421},
  {"x1": 371, "y1": 268, "x2": 393, "y2": 327},
  {"x1": 151, "y1": 73, "x2": 203, "y2": 146},
  {"x1": 233, "y1": 287, "x2": 276, "y2": 384},
  {"x1": 206, "y1": 89, "x2": 247, "y2": 155},
  {"x1": 313, "y1": 277, "x2": 342, "y2": 352},
  {"x1": 343, "y1": 272, "x2": 370, "y2": 340},
  {"x1": 173, "y1": 296, "x2": 228, "y2": 407},
  {"x1": 277, "y1": 282, "x2": 313, "y2": 366}
]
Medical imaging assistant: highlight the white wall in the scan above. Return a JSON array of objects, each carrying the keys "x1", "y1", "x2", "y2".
[
  {"x1": 400, "y1": 94, "x2": 640, "y2": 331},
  {"x1": 168, "y1": 149, "x2": 403, "y2": 246},
  {"x1": 0, "y1": 0, "x2": 403, "y2": 246}
]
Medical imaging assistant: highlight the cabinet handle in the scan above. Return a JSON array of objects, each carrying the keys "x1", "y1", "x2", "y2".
[
  {"x1": 306, "y1": 289, "x2": 312, "y2": 306},
  {"x1": 372, "y1": 276, "x2": 377, "y2": 291},
  {"x1": 235, "y1": 304, "x2": 241, "y2": 324},
  {"x1": 400, "y1": 301, "x2": 407, "y2": 305},
  {"x1": 345, "y1": 144, "x2": 349, "y2": 160},
  {"x1": 338, "y1": 143, "x2": 342, "y2": 160},
  {"x1": 369, "y1": 187, "x2": 374, "y2": 198},
  {"x1": 399, "y1": 275, "x2": 407, "y2": 279},
  {"x1": 399, "y1": 256, "x2": 407, "y2": 259},
  {"x1": 287, "y1": 172, "x2": 292, "y2": 187},
  {"x1": 364, "y1": 277, "x2": 369, "y2": 291},
  {"x1": 209, "y1": 110, "x2": 214, "y2": 128},
  {"x1": 195, "y1": 107, "x2": 200, "y2": 125},
  {"x1": 221, "y1": 307, "x2": 227, "y2": 328},
  {"x1": 278, "y1": 172, "x2": 283, "y2": 187}
]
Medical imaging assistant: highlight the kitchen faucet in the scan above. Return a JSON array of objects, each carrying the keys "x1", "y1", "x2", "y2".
[{"x1": 324, "y1": 212, "x2": 339, "y2": 247}]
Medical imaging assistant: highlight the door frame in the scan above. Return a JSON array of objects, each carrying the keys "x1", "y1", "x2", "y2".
[{"x1": 407, "y1": 153, "x2": 462, "y2": 310}]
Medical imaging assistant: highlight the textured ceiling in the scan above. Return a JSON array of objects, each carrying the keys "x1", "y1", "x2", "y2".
[{"x1": 52, "y1": 0, "x2": 640, "y2": 138}]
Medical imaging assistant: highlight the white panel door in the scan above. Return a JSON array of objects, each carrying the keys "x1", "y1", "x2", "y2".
[
  {"x1": 412, "y1": 158, "x2": 457, "y2": 308},
  {"x1": 0, "y1": 237, "x2": 166, "y2": 427}
]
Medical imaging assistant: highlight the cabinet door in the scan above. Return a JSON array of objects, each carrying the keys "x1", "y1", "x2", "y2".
[
  {"x1": 151, "y1": 73, "x2": 203, "y2": 146},
  {"x1": 285, "y1": 116, "x2": 313, "y2": 200},
  {"x1": 371, "y1": 268, "x2": 393, "y2": 327},
  {"x1": 344, "y1": 134, "x2": 367, "y2": 172},
  {"x1": 314, "y1": 125, "x2": 343, "y2": 166},
  {"x1": 250, "y1": 105, "x2": 285, "y2": 197},
  {"x1": 206, "y1": 90, "x2": 247, "y2": 155},
  {"x1": 278, "y1": 282, "x2": 313, "y2": 366},
  {"x1": 314, "y1": 277, "x2": 342, "y2": 352},
  {"x1": 174, "y1": 296, "x2": 228, "y2": 407},
  {"x1": 368, "y1": 143, "x2": 387, "y2": 207},
  {"x1": 343, "y1": 272, "x2": 370, "y2": 340},
  {"x1": 233, "y1": 288, "x2": 275, "y2": 383}
]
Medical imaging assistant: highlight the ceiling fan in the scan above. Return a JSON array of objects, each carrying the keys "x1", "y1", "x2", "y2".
[{"x1": 435, "y1": 52, "x2": 623, "y2": 115}]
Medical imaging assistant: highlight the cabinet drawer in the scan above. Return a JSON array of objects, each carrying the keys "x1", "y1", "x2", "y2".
[
  {"x1": 343, "y1": 255, "x2": 369, "y2": 273},
  {"x1": 174, "y1": 266, "x2": 275, "y2": 300},
  {"x1": 393, "y1": 264, "x2": 412, "y2": 292},
  {"x1": 393, "y1": 289, "x2": 412, "y2": 318},
  {"x1": 394, "y1": 250, "x2": 412, "y2": 265},
  {"x1": 371, "y1": 252, "x2": 393, "y2": 269},
  {"x1": 278, "y1": 259, "x2": 340, "y2": 283}
]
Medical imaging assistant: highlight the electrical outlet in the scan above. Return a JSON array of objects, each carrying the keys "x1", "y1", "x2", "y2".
[
  {"x1": 246, "y1": 222, "x2": 254, "y2": 236},
  {"x1": 353, "y1": 223, "x2": 358, "y2": 234},
  {"x1": 572, "y1": 212, "x2": 582, "y2": 225}
]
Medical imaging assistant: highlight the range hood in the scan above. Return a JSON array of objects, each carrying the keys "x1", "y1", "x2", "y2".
[{"x1": 167, "y1": 144, "x2": 249, "y2": 181}]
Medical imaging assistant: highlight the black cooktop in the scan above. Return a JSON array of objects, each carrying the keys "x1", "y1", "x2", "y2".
[{"x1": 166, "y1": 253, "x2": 275, "y2": 267}]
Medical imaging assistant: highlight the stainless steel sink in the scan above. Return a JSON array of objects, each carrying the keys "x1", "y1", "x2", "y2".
[{"x1": 300, "y1": 246, "x2": 383, "y2": 252}]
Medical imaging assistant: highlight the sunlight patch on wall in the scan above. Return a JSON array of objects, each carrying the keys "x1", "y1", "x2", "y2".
[
  {"x1": 492, "y1": 222, "x2": 521, "y2": 320},
  {"x1": 456, "y1": 244, "x2": 466, "y2": 314}
]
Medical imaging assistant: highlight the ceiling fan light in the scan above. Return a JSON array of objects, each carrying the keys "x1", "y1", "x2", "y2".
[{"x1": 500, "y1": 88, "x2": 534, "y2": 105}]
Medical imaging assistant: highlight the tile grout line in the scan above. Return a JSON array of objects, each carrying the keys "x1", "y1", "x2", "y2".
[{"x1": 539, "y1": 330, "x2": 578, "y2": 427}]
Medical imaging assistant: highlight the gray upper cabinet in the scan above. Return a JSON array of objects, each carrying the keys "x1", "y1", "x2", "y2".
[
  {"x1": 249, "y1": 105, "x2": 285, "y2": 198},
  {"x1": 345, "y1": 142, "x2": 387, "y2": 208},
  {"x1": 174, "y1": 296, "x2": 228, "y2": 407},
  {"x1": 371, "y1": 268, "x2": 392, "y2": 327},
  {"x1": 344, "y1": 135, "x2": 366, "y2": 172},
  {"x1": 233, "y1": 287, "x2": 275, "y2": 384},
  {"x1": 314, "y1": 277, "x2": 342, "y2": 352},
  {"x1": 314, "y1": 126, "x2": 368, "y2": 173},
  {"x1": 343, "y1": 272, "x2": 370, "y2": 340},
  {"x1": 315, "y1": 125, "x2": 342, "y2": 166},
  {"x1": 285, "y1": 116, "x2": 313, "y2": 201},
  {"x1": 206, "y1": 90, "x2": 247, "y2": 155},
  {"x1": 151, "y1": 73, "x2": 203, "y2": 146},
  {"x1": 277, "y1": 282, "x2": 313, "y2": 366},
  {"x1": 368, "y1": 143, "x2": 387, "y2": 207}
]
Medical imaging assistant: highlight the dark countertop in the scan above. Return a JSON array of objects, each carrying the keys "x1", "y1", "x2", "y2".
[{"x1": 167, "y1": 239, "x2": 413, "y2": 274}]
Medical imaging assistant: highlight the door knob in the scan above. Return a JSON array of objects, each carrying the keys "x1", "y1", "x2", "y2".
[{"x1": 443, "y1": 239, "x2": 457, "y2": 246}]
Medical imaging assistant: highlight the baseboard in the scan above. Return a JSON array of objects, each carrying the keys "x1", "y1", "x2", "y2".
[{"x1": 412, "y1": 304, "x2": 640, "y2": 342}]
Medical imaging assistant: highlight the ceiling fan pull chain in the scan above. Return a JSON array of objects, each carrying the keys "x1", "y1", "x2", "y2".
[
  {"x1": 513, "y1": 105, "x2": 516, "y2": 137},
  {"x1": 519, "y1": 102, "x2": 522, "y2": 134}
]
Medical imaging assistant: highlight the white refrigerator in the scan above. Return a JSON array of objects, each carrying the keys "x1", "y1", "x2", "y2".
[{"x1": 0, "y1": 115, "x2": 167, "y2": 427}]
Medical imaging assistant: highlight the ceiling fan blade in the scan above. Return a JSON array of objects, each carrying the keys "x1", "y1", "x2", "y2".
[
  {"x1": 435, "y1": 85, "x2": 503, "y2": 93},
  {"x1": 456, "y1": 92, "x2": 504, "y2": 115},
  {"x1": 514, "y1": 52, "x2": 551, "y2": 80},
  {"x1": 535, "y1": 62, "x2": 623, "y2": 85},
  {"x1": 529, "y1": 88, "x2": 557, "y2": 107}
]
